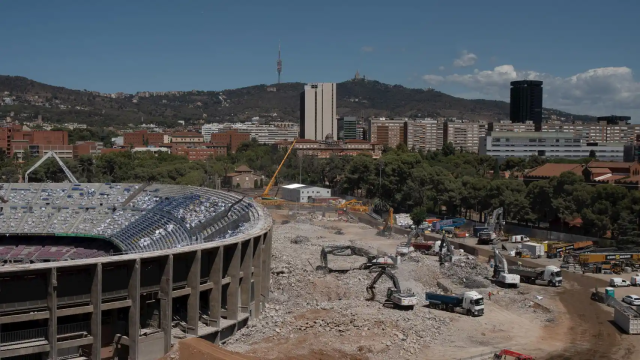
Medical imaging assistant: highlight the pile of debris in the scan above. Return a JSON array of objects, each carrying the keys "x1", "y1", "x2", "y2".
[
  {"x1": 225, "y1": 221, "x2": 453, "y2": 359},
  {"x1": 440, "y1": 256, "x2": 492, "y2": 289}
]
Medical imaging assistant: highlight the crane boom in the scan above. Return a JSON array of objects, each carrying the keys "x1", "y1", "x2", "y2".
[
  {"x1": 261, "y1": 138, "x2": 297, "y2": 199},
  {"x1": 25, "y1": 151, "x2": 79, "y2": 184}
]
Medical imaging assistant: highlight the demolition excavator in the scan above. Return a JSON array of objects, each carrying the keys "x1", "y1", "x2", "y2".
[
  {"x1": 320, "y1": 245, "x2": 399, "y2": 272},
  {"x1": 365, "y1": 267, "x2": 418, "y2": 310}
]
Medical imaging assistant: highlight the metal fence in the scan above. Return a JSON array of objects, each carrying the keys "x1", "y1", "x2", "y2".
[{"x1": 0, "y1": 321, "x2": 90, "y2": 345}]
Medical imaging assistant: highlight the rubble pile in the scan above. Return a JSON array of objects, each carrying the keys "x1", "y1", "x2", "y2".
[
  {"x1": 440, "y1": 256, "x2": 492, "y2": 289},
  {"x1": 225, "y1": 221, "x2": 452, "y2": 359},
  {"x1": 291, "y1": 235, "x2": 310, "y2": 244}
]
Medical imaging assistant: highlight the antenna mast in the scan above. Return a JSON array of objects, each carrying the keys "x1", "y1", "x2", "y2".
[{"x1": 277, "y1": 41, "x2": 282, "y2": 84}]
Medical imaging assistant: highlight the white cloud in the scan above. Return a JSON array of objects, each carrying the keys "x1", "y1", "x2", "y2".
[
  {"x1": 438, "y1": 66, "x2": 445, "y2": 71},
  {"x1": 422, "y1": 65, "x2": 640, "y2": 116},
  {"x1": 361, "y1": 46, "x2": 374, "y2": 52},
  {"x1": 453, "y1": 50, "x2": 478, "y2": 67},
  {"x1": 422, "y1": 74, "x2": 445, "y2": 85}
]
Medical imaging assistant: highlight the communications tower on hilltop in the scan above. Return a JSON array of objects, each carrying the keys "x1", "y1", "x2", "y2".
[{"x1": 277, "y1": 41, "x2": 282, "y2": 84}]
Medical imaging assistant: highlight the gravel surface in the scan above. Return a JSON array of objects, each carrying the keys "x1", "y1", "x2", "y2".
[{"x1": 225, "y1": 216, "x2": 558, "y2": 359}]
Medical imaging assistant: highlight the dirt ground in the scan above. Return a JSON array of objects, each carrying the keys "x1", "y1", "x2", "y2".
[{"x1": 222, "y1": 211, "x2": 584, "y2": 360}]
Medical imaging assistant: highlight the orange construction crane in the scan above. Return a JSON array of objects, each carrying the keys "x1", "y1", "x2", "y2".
[{"x1": 261, "y1": 138, "x2": 297, "y2": 201}]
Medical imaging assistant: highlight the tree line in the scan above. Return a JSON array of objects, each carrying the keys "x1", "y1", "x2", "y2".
[{"x1": 0, "y1": 140, "x2": 637, "y2": 243}]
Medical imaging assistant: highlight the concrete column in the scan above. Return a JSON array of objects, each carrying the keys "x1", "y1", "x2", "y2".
[
  {"x1": 187, "y1": 250, "x2": 201, "y2": 336},
  {"x1": 91, "y1": 263, "x2": 103, "y2": 360},
  {"x1": 209, "y1": 248, "x2": 222, "y2": 329},
  {"x1": 252, "y1": 235, "x2": 264, "y2": 318},
  {"x1": 226, "y1": 243, "x2": 240, "y2": 321},
  {"x1": 240, "y1": 238, "x2": 253, "y2": 316},
  {"x1": 47, "y1": 268, "x2": 58, "y2": 360},
  {"x1": 128, "y1": 259, "x2": 141, "y2": 360},
  {"x1": 261, "y1": 230, "x2": 273, "y2": 309},
  {"x1": 159, "y1": 255, "x2": 173, "y2": 354}
]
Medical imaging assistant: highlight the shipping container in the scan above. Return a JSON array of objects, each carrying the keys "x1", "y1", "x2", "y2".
[{"x1": 614, "y1": 306, "x2": 640, "y2": 334}]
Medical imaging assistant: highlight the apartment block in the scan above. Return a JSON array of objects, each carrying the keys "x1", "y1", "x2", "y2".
[
  {"x1": 209, "y1": 129, "x2": 251, "y2": 152},
  {"x1": 405, "y1": 119, "x2": 441, "y2": 151},
  {"x1": 367, "y1": 118, "x2": 407, "y2": 148},
  {"x1": 174, "y1": 146, "x2": 227, "y2": 161},
  {"x1": 300, "y1": 83, "x2": 337, "y2": 140},
  {"x1": 73, "y1": 141, "x2": 104, "y2": 158},
  {"x1": 124, "y1": 130, "x2": 168, "y2": 147},
  {"x1": 489, "y1": 120, "x2": 536, "y2": 132},
  {"x1": 443, "y1": 121, "x2": 487, "y2": 153},
  {"x1": 541, "y1": 119, "x2": 640, "y2": 144},
  {"x1": 171, "y1": 132, "x2": 204, "y2": 146},
  {"x1": 202, "y1": 123, "x2": 298, "y2": 144}
]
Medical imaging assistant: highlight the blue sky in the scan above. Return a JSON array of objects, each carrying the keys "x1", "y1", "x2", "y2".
[{"x1": 2, "y1": 0, "x2": 639, "y2": 117}]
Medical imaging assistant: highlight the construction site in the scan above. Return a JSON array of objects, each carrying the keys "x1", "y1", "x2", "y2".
[{"x1": 189, "y1": 205, "x2": 639, "y2": 360}]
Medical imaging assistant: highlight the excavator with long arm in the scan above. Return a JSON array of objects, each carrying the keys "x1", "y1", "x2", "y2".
[
  {"x1": 365, "y1": 267, "x2": 418, "y2": 310},
  {"x1": 260, "y1": 138, "x2": 297, "y2": 202},
  {"x1": 438, "y1": 233, "x2": 454, "y2": 265},
  {"x1": 320, "y1": 245, "x2": 398, "y2": 272},
  {"x1": 492, "y1": 246, "x2": 520, "y2": 288}
]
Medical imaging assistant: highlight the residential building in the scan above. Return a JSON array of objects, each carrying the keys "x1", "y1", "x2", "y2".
[
  {"x1": 541, "y1": 117, "x2": 640, "y2": 144},
  {"x1": 12, "y1": 143, "x2": 73, "y2": 159},
  {"x1": 337, "y1": 117, "x2": 357, "y2": 140},
  {"x1": 225, "y1": 165, "x2": 263, "y2": 189},
  {"x1": 405, "y1": 119, "x2": 441, "y2": 151},
  {"x1": 173, "y1": 145, "x2": 227, "y2": 161},
  {"x1": 300, "y1": 83, "x2": 337, "y2": 140},
  {"x1": 73, "y1": 141, "x2": 103, "y2": 158},
  {"x1": 281, "y1": 184, "x2": 331, "y2": 203},
  {"x1": 202, "y1": 123, "x2": 298, "y2": 144},
  {"x1": 367, "y1": 118, "x2": 406, "y2": 148},
  {"x1": 209, "y1": 129, "x2": 251, "y2": 152},
  {"x1": 443, "y1": 120, "x2": 487, "y2": 153},
  {"x1": 274, "y1": 138, "x2": 383, "y2": 158},
  {"x1": 480, "y1": 131, "x2": 625, "y2": 161},
  {"x1": 510, "y1": 80, "x2": 543, "y2": 126},
  {"x1": 171, "y1": 132, "x2": 204, "y2": 146},
  {"x1": 124, "y1": 130, "x2": 169, "y2": 147},
  {"x1": 489, "y1": 120, "x2": 536, "y2": 132}
]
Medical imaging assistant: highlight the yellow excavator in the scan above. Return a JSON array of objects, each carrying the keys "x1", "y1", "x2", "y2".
[
  {"x1": 377, "y1": 208, "x2": 394, "y2": 237},
  {"x1": 259, "y1": 138, "x2": 297, "y2": 205},
  {"x1": 337, "y1": 199, "x2": 369, "y2": 213}
]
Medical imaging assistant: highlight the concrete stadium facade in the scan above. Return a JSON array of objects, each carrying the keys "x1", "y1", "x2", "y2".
[{"x1": 0, "y1": 186, "x2": 273, "y2": 360}]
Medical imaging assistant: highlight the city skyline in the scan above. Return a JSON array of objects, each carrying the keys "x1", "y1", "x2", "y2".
[{"x1": 1, "y1": 1, "x2": 639, "y2": 118}]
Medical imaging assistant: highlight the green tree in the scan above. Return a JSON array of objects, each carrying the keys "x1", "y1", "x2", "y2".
[
  {"x1": 441, "y1": 142, "x2": 455, "y2": 157},
  {"x1": 588, "y1": 149, "x2": 597, "y2": 158},
  {"x1": 410, "y1": 207, "x2": 428, "y2": 226}
]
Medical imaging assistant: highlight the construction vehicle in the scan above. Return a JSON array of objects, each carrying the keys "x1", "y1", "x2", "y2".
[
  {"x1": 508, "y1": 265, "x2": 562, "y2": 287},
  {"x1": 477, "y1": 208, "x2": 504, "y2": 245},
  {"x1": 493, "y1": 349, "x2": 535, "y2": 360},
  {"x1": 337, "y1": 199, "x2": 369, "y2": 213},
  {"x1": 25, "y1": 151, "x2": 79, "y2": 183},
  {"x1": 492, "y1": 246, "x2": 520, "y2": 288},
  {"x1": 520, "y1": 243, "x2": 544, "y2": 258},
  {"x1": 431, "y1": 217, "x2": 465, "y2": 233},
  {"x1": 438, "y1": 233, "x2": 455, "y2": 265},
  {"x1": 259, "y1": 138, "x2": 297, "y2": 203},
  {"x1": 320, "y1": 245, "x2": 398, "y2": 272},
  {"x1": 365, "y1": 267, "x2": 418, "y2": 310},
  {"x1": 425, "y1": 291, "x2": 484, "y2": 316},
  {"x1": 377, "y1": 207, "x2": 394, "y2": 237}
]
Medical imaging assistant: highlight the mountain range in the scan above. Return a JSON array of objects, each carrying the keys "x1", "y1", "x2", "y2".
[{"x1": 0, "y1": 75, "x2": 594, "y2": 127}]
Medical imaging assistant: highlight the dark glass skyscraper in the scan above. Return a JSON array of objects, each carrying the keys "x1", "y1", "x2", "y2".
[{"x1": 510, "y1": 80, "x2": 543, "y2": 126}]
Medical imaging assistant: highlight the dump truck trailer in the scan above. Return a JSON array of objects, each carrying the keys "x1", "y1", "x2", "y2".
[
  {"x1": 425, "y1": 291, "x2": 484, "y2": 316},
  {"x1": 508, "y1": 265, "x2": 563, "y2": 287}
]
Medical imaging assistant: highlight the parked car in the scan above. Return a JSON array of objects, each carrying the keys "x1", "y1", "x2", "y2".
[
  {"x1": 610, "y1": 278, "x2": 631, "y2": 287},
  {"x1": 623, "y1": 295, "x2": 640, "y2": 306}
]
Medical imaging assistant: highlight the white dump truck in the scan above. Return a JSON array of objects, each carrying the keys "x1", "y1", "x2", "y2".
[{"x1": 509, "y1": 265, "x2": 563, "y2": 287}]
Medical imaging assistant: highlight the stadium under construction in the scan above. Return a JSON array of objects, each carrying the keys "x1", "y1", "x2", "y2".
[{"x1": 0, "y1": 182, "x2": 273, "y2": 360}]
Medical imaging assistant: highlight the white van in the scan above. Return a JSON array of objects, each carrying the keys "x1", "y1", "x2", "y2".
[
  {"x1": 509, "y1": 235, "x2": 530, "y2": 243},
  {"x1": 610, "y1": 277, "x2": 631, "y2": 287}
]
